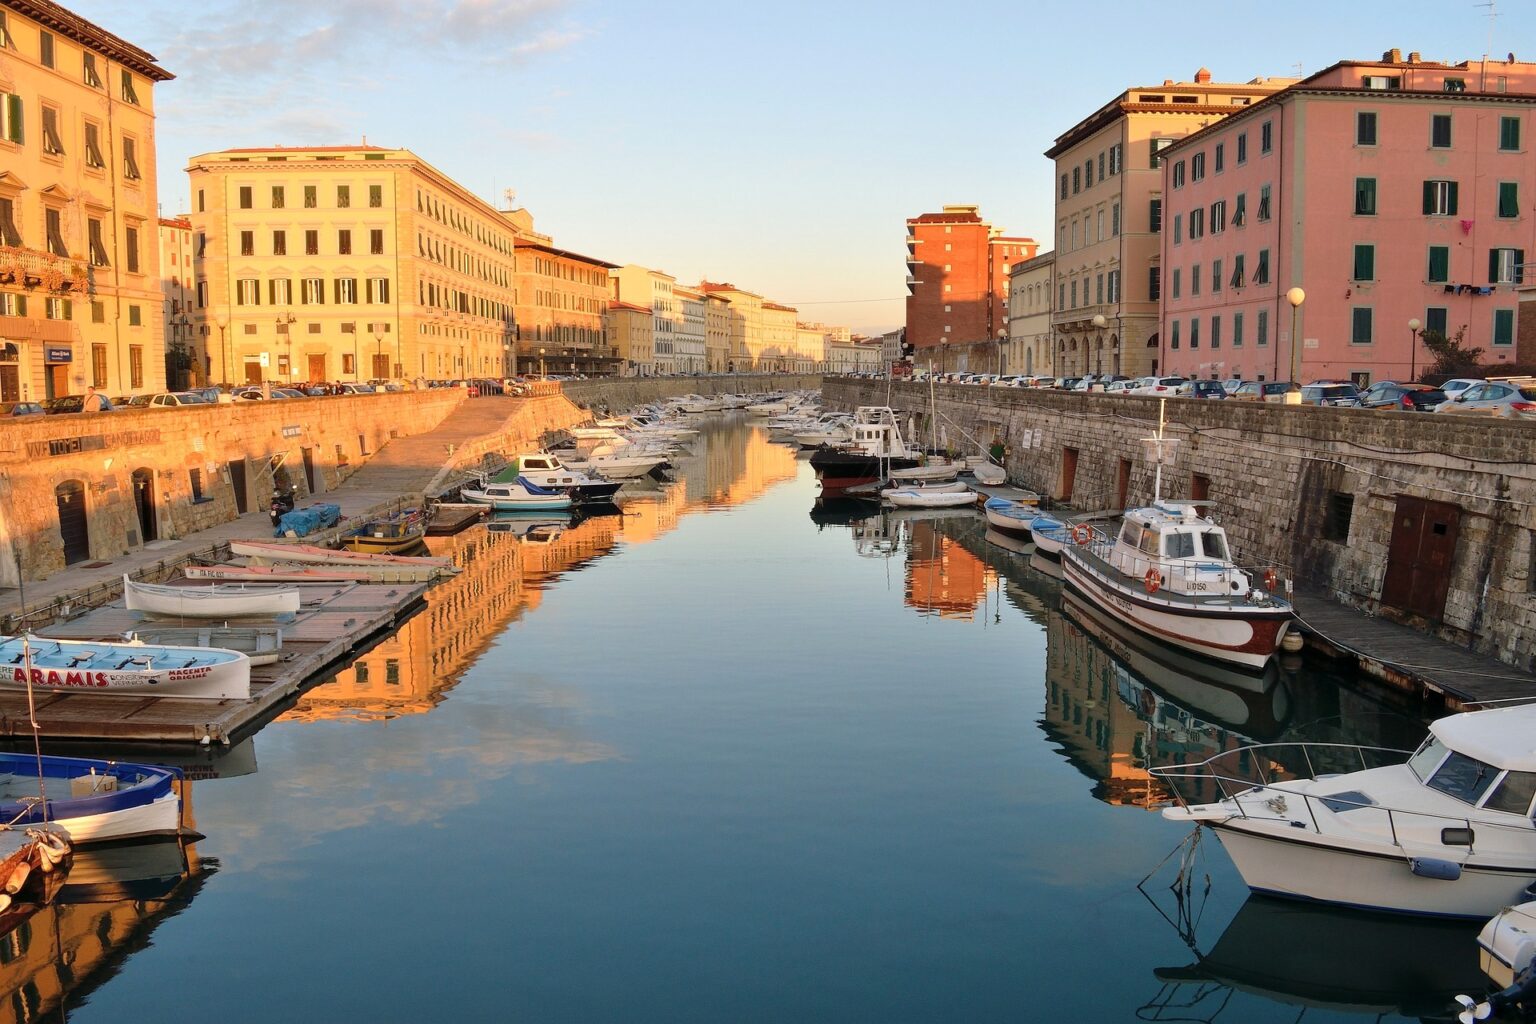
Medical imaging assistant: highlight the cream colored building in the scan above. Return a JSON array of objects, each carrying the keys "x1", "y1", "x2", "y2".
[
  {"x1": 0, "y1": 1, "x2": 173, "y2": 401},
  {"x1": 796, "y1": 323, "x2": 827, "y2": 372},
  {"x1": 703, "y1": 292, "x2": 730, "y2": 373},
  {"x1": 605, "y1": 301, "x2": 653, "y2": 374},
  {"x1": 761, "y1": 301, "x2": 798, "y2": 371},
  {"x1": 186, "y1": 145, "x2": 517, "y2": 386},
  {"x1": 700, "y1": 281, "x2": 762, "y2": 371},
  {"x1": 854, "y1": 337, "x2": 882, "y2": 373},
  {"x1": 1047, "y1": 69, "x2": 1292, "y2": 377},
  {"x1": 158, "y1": 216, "x2": 194, "y2": 386},
  {"x1": 1008, "y1": 250, "x2": 1054, "y2": 376},
  {"x1": 673, "y1": 285, "x2": 706, "y2": 375},
  {"x1": 611, "y1": 264, "x2": 679, "y2": 375}
]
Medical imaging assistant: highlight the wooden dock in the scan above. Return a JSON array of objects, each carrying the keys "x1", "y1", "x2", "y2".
[
  {"x1": 1291, "y1": 589, "x2": 1535, "y2": 709},
  {"x1": 425, "y1": 504, "x2": 487, "y2": 536},
  {"x1": 5, "y1": 581, "x2": 427, "y2": 744}
]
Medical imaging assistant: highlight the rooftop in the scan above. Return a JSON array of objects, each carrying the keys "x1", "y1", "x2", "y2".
[
  {"x1": 513, "y1": 239, "x2": 618, "y2": 269},
  {"x1": 5, "y1": 0, "x2": 173, "y2": 80}
]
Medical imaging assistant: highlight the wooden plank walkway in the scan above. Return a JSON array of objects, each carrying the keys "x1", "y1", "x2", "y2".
[
  {"x1": 3, "y1": 581, "x2": 427, "y2": 744},
  {"x1": 1291, "y1": 588, "x2": 1536, "y2": 708}
]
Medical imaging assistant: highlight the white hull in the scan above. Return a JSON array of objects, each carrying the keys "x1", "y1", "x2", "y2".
[
  {"x1": 57, "y1": 792, "x2": 182, "y2": 843},
  {"x1": 1031, "y1": 522, "x2": 1066, "y2": 555},
  {"x1": 984, "y1": 505, "x2": 1039, "y2": 533},
  {"x1": 124, "y1": 578, "x2": 300, "y2": 619},
  {"x1": 884, "y1": 489, "x2": 975, "y2": 508},
  {"x1": 565, "y1": 457, "x2": 661, "y2": 479},
  {"x1": 229, "y1": 540, "x2": 453, "y2": 568},
  {"x1": 1212, "y1": 820, "x2": 1536, "y2": 918},
  {"x1": 1061, "y1": 554, "x2": 1287, "y2": 669},
  {"x1": 0, "y1": 636, "x2": 251, "y2": 700},
  {"x1": 971, "y1": 462, "x2": 1006, "y2": 485},
  {"x1": 888, "y1": 462, "x2": 960, "y2": 483},
  {"x1": 461, "y1": 488, "x2": 572, "y2": 511}
]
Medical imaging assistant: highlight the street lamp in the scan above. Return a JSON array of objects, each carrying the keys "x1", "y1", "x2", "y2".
[
  {"x1": 1286, "y1": 287, "x2": 1306, "y2": 383},
  {"x1": 1407, "y1": 317, "x2": 1423, "y2": 383},
  {"x1": 996, "y1": 327, "x2": 1007, "y2": 376},
  {"x1": 539, "y1": 347, "x2": 546, "y2": 378},
  {"x1": 276, "y1": 312, "x2": 296, "y2": 383},
  {"x1": 214, "y1": 313, "x2": 229, "y2": 386},
  {"x1": 1091, "y1": 314, "x2": 1107, "y2": 378},
  {"x1": 373, "y1": 332, "x2": 384, "y2": 382}
]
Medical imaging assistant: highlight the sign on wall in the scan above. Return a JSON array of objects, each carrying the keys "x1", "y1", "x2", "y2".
[{"x1": 44, "y1": 347, "x2": 71, "y2": 363}]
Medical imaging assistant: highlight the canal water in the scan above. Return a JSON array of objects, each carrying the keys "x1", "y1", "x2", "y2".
[{"x1": 25, "y1": 415, "x2": 1488, "y2": 1023}]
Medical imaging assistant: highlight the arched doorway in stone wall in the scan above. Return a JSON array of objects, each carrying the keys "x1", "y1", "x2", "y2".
[
  {"x1": 131, "y1": 468, "x2": 157, "y2": 544},
  {"x1": 55, "y1": 480, "x2": 89, "y2": 565},
  {"x1": 1110, "y1": 334, "x2": 1120, "y2": 375}
]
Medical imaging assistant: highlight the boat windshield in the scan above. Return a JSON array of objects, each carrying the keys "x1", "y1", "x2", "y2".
[
  {"x1": 1408, "y1": 737, "x2": 1448, "y2": 782},
  {"x1": 1424, "y1": 750, "x2": 1500, "y2": 806},
  {"x1": 1484, "y1": 770, "x2": 1536, "y2": 815},
  {"x1": 1200, "y1": 530, "x2": 1230, "y2": 560},
  {"x1": 1165, "y1": 531, "x2": 1196, "y2": 558}
]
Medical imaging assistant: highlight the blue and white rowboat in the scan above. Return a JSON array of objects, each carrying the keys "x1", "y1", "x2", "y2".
[
  {"x1": 984, "y1": 496, "x2": 1041, "y2": 535},
  {"x1": 0, "y1": 752, "x2": 183, "y2": 844},
  {"x1": 0, "y1": 634, "x2": 251, "y2": 700},
  {"x1": 1030, "y1": 513, "x2": 1072, "y2": 557}
]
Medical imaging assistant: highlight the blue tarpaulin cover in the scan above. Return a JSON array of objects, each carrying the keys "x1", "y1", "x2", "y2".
[{"x1": 276, "y1": 503, "x2": 342, "y2": 537}]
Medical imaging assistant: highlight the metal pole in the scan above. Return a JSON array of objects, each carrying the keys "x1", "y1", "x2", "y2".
[
  {"x1": 1409, "y1": 326, "x2": 1416, "y2": 382},
  {"x1": 1289, "y1": 305, "x2": 1300, "y2": 382}
]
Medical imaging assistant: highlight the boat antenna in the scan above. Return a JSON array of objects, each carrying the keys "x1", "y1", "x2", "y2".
[
  {"x1": 20, "y1": 634, "x2": 49, "y2": 824},
  {"x1": 1152, "y1": 399, "x2": 1166, "y2": 504}
]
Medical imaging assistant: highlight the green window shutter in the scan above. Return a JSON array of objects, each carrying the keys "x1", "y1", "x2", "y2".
[
  {"x1": 14, "y1": 295, "x2": 24, "y2": 316},
  {"x1": 62, "y1": 299, "x2": 70, "y2": 319},
  {"x1": 1448, "y1": 181, "x2": 1459, "y2": 215},
  {"x1": 1490, "y1": 249, "x2": 1501, "y2": 284},
  {"x1": 1353, "y1": 245, "x2": 1374, "y2": 281},
  {"x1": 1518, "y1": 249, "x2": 1527, "y2": 285},
  {"x1": 1428, "y1": 246, "x2": 1448, "y2": 282},
  {"x1": 6, "y1": 94, "x2": 20, "y2": 143},
  {"x1": 1422, "y1": 181, "x2": 1434, "y2": 215},
  {"x1": 1500, "y1": 182, "x2": 1519, "y2": 218}
]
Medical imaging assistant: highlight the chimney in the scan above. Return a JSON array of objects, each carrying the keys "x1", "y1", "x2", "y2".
[
  {"x1": 1194, "y1": 67, "x2": 1212, "y2": 83},
  {"x1": 1408, "y1": 51, "x2": 1422, "y2": 63},
  {"x1": 1383, "y1": 47, "x2": 1403, "y2": 63}
]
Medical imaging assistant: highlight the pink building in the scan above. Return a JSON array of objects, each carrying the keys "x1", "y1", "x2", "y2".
[{"x1": 1159, "y1": 50, "x2": 1536, "y2": 384}]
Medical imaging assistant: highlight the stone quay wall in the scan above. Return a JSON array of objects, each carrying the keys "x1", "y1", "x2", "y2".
[
  {"x1": 561, "y1": 374, "x2": 820, "y2": 414},
  {"x1": 825, "y1": 379, "x2": 1536, "y2": 669},
  {"x1": 0, "y1": 389, "x2": 466, "y2": 585}
]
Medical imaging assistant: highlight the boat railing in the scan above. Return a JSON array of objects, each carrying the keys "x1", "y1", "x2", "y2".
[
  {"x1": 1068, "y1": 528, "x2": 1290, "y2": 608},
  {"x1": 1149, "y1": 741, "x2": 1529, "y2": 852}
]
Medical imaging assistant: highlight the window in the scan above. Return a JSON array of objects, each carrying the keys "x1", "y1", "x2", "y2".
[
  {"x1": 129, "y1": 346, "x2": 143, "y2": 387},
  {"x1": 302, "y1": 278, "x2": 325, "y2": 304},
  {"x1": 38, "y1": 29, "x2": 53, "y2": 67},
  {"x1": 125, "y1": 225, "x2": 139, "y2": 273},
  {"x1": 121, "y1": 70, "x2": 139, "y2": 105},
  {"x1": 305, "y1": 230, "x2": 319, "y2": 256},
  {"x1": 1189, "y1": 317, "x2": 1200, "y2": 348},
  {"x1": 1108, "y1": 269, "x2": 1120, "y2": 303},
  {"x1": 91, "y1": 344, "x2": 107, "y2": 388},
  {"x1": 1150, "y1": 137, "x2": 1173, "y2": 166},
  {"x1": 1236, "y1": 132, "x2": 1247, "y2": 164},
  {"x1": 1500, "y1": 116, "x2": 1521, "y2": 152},
  {"x1": 1072, "y1": 167, "x2": 1081, "y2": 194},
  {"x1": 240, "y1": 230, "x2": 254, "y2": 256},
  {"x1": 338, "y1": 229, "x2": 352, "y2": 255},
  {"x1": 1097, "y1": 152, "x2": 1105, "y2": 181},
  {"x1": 369, "y1": 184, "x2": 383, "y2": 208},
  {"x1": 1254, "y1": 249, "x2": 1270, "y2": 285},
  {"x1": 0, "y1": 92, "x2": 22, "y2": 144},
  {"x1": 1191, "y1": 152, "x2": 1205, "y2": 181},
  {"x1": 304, "y1": 185, "x2": 317, "y2": 208},
  {"x1": 1257, "y1": 184, "x2": 1271, "y2": 221},
  {"x1": 1490, "y1": 247, "x2": 1525, "y2": 284},
  {"x1": 1191, "y1": 263, "x2": 1201, "y2": 296},
  {"x1": 1426, "y1": 752, "x2": 1499, "y2": 806},
  {"x1": 0, "y1": 198, "x2": 16, "y2": 247},
  {"x1": 1109, "y1": 144, "x2": 1122, "y2": 174},
  {"x1": 1148, "y1": 267, "x2": 1161, "y2": 301},
  {"x1": 1084, "y1": 158, "x2": 1093, "y2": 187},
  {"x1": 122, "y1": 136, "x2": 141, "y2": 179},
  {"x1": 337, "y1": 185, "x2": 351, "y2": 208},
  {"x1": 1150, "y1": 198, "x2": 1162, "y2": 232},
  {"x1": 88, "y1": 218, "x2": 108, "y2": 266},
  {"x1": 368, "y1": 277, "x2": 390, "y2": 303},
  {"x1": 189, "y1": 467, "x2": 204, "y2": 501},
  {"x1": 1485, "y1": 771, "x2": 1536, "y2": 815},
  {"x1": 336, "y1": 278, "x2": 358, "y2": 303},
  {"x1": 1171, "y1": 320, "x2": 1180, "y2": 349},
  {"x1": 236, "y1": 278, "x2": 260, "y2": 305},
  {"x1": 1430, "y1": 113, "x2": 1452, "y2": 149},
  {"x1": 1172, "y1": 161, "x2": 1186, "y2": 188},
  {"x1": 1355, "y1": 177, "x2": 1377, "y2": 215},
  {"x1": 238, "y1": 186, "x2": 252, "y2": 209},
  {"x1": 273, "y1": 229, "x2": 287, "y2": 256},
  {"x1": 271, "y1": 185, "x2": 285, "y2": 209},
  {"x1": 1095, "y1": 273, "x2": 1104, "y2": 304},
  {"x1": 83, "y1": 52, "x2": 101, "y2": 88},
  {"x1": 45, "y1": 207, "x2": 67, "y2": 256},
  {"x1": 1233, "y1": 192, "x2": 1246, "y2": 226},
  {"x1": 1173, "y1": 212, "x2": 1182, "y2": 244},
  {"x1": 1060, "y1": 174, "x2": 1068, "y2": 200},
  {"x1": 1356, "y1": 111, "x2": 1377, "y2": 146},
  {"x1": 1423, "y1": 180, "x2": 1458, "y2": 216},
  {"x1": 1171, "y1": 268, "x2": 1181, "y2": 299},
  {"x1": 1351, "y1": 306, "x2": 1373, "y2": 344},
  {"x1": 1111, "y1": 203, "x2": 1120, "y2": 237},
  {"x1": 1230, "y1": 253, "x2": 1245, "y2": 288},
  {"x1": 1211, "y1": 259, "x2": 1222, "y2": 293},
  {"x1": 84, "y1": 121, "x2": 104, "y2": 168},
  {"x1": 1189, "y1": 207, "x2": 1204, "y2": 239},
  {"x1": 1233, "y1": 311, "x2": 1244, "y2": 347},
  {"x1": 1070, "y1": 280, "x2": 1077, "y2": 307},
  {"x1": 1494, "y1": 308, "x2": 1515, "y2": 346},
  {"x1": 1428, "y1": 245, "x2": 1449, "y2": 283},
  {"x1": 1210, "y1": 200, "x2": 1226, "y2": 233},
  {"x1": 1352, "y1": 244, "x2": 1375, "y2": 281},
  {"x1": 44, "y1": 296, "x2": 68, "y2": 320},
  {"x1": 127, "y1": 304, "x2": 141, "y2": 326},
  {"x1": 1362, "y1": 74, "x2": 1401, "y2": 91},
  {"x1": 197, "y1": 189, "x2": 205, "y2": 213},
  {"x1": 1214, "y1": 143, "x2": 1224, "y2": 173},
  {"x1": 370, "y1": 229, "x2": 384, "y2": 255},
  {"x1": 40, "y1": 106, "x2": 62, "y2": 155},
  {"x1": 1210, "y1": 315, "x2": 1222, "y2": 348},
  {"x1": 1257, "y1": 308, "x2": 1269, "y2": 346},
  {"x1": 1499, "y1": 182, "x2": 1520, "y2": 219},
  {"x1": 270, "y1": 278, "x2": 292, "y2": 305},
  {"x1": 1261, "y1": 120, "x2": 1272, "y2": 153}
]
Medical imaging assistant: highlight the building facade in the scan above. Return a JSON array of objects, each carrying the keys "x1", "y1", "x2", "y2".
[
  {"x1": 1047, "y1": 69, "x2": 1291, "y2": 378},
  {"x1": 760, "y1": 301, "x2": 799, "y2": 370},
  {"x1": 0, "y1": 0, "x2": 173, "y2": 402},
  {"x1": 674, "y1": 284, "x2": 706, "y2": 374},
  {"x1": 905, "y1": 205, "x2": 1036, "y2": 372},
  {"x1": 700, "y1": 281, "x2": 763, "y2": 371},
  {"x1": 878, "y1": 327, "x2": 906, "y2": 374},
  {"x1": 604, "y1": 301, "x2": 653, "y2": 374},
  {"x1": 1008, "y1": 250, "x2": 1055, "y2": 376},
  {"x1": 186, "y1": 145, "x2": 517, "y2": 386},
  {"x1": 1159, "y1": 52, "x2": 1536, "y2": 384},
  {"x1": 158, "y1": 215, "x2": 194, "y2": 387},
  {"x1": 703, "y1": 291, "x2": 730, "y2": 372},
  {"x1": 503, "y1": 210, "x2": 618, "y2": 377},
  {"x1": 612, "y1": 264, "x2": 678, "y2": 374}
]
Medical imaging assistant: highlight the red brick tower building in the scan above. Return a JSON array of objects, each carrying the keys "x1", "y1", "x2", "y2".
[{"x1": 905, "y1": 206, "x2": 1037, "y2": 372}]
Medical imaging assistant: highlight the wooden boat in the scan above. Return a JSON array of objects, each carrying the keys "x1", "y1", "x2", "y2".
[
  {"x1": 0, "y1": 828, "x2": 71, "y2": 903},
  {"x1": 1029, "y1": 513, "x2": 1071, "y2": 557},
  {"x1": 122, "y1": 626, "x2": 283, "y2": 666},
  {"x1": 461, "y1": 477, "x2": 574, "y2": 511},
  {"x1": 123, "y1": 576, "x2": 300, "y2": 619},
  {"x1": 1, "y1": 633, "x2": 251, "y2": 700},
  {"x1": 883, "y1": 487, "x2": 975, "y2": 509},
  {"x1": 341, "y1": 508, "x2": 426, "y2": 554},
  {"x1": 228, "y1": 539, "x2": 454, "y2": 569},
  {"x1": 185, "y1": 563, "x2": 374, "y2": 584},
  {"x1": 240, "y1": 559, "x2": 449, "y2": 583},
  {"x1": 878, "y1": 480, "x2": 968, "y2": 500},
  {"x1": 888, "y1": 460, "x2": 962, "y2": 484},
  {"x1": 0, "y1": 753, "x2": 182, "y2": 843},
  {"x1": 983, "y1": 496, "x2": 1041, "y2": 535}
]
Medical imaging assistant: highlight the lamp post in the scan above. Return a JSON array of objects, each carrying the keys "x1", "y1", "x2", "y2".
[
  {"x1": 1091, "y1": 314, "x2": 1107, "y2": 378},
  {"x1": 169, "y1": 313, "x2": 191, "y2": 388},
  {"x1": 996, "y1": 327, "x2": 1007, "y2": 376},
  {"x1": 539, "y1": 347, "x2": 546, "y2": 378},
  {"x1": 214, "y1": 313, "x2": 229, "y2": 387},
  {"x1": 1407, "y1": 317, "x2": 1423, "y2": 383},
  {"x1": 374, "y1": 332, "x2": 384, "y2": 382},
  {"x1": 1286, "y1": 287, "x2": 1306, "y2": 383},
  {"x1": 276, "y1": 312, "x2": 296, "y2": 384}
]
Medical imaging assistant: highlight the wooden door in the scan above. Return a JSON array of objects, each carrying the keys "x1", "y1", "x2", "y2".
[
  {"x1": 227, "y1": 460, "x2": 249, "y2": 514},
  {"x1": 372, "y1": 353, "x2": 390, "y2": 380},
  {"x1": 1116, "y1": 459, "x2": 1131, "y2": 509},
  {"x1": 1381, "y1": 496, "x2": 1461, "y2": 621},
  {"x1": 54, "y1": 480, "x2": 89, "y2": 564},
  {"x1": 1059, "y1": 447, "x2": 1078, "y2": 503},
  {"x1": 307, "y1": 354, "x2": 327, "y2": 382},
  {"x1": 1191, "y1": 474, "x2": 1211, "y2": 517},
  {"x1": 131, "y1": 468, "x2": 156, "y2": 543},
  {"x1": 302, "y1": 447, "x2": 316, "y2": 493},
  {"x1": 244, "y1": 360, "x2": 263, "y2": 385}
]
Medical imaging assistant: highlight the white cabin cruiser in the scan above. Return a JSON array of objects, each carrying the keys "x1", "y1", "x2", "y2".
[{"x1": 1154, "y1": 702, "x2": 1536, "y2": 919}]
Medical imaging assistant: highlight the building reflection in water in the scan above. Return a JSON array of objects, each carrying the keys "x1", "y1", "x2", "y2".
[{"x1": 905, "y1": 519, "x2": 996, "y2": 620}]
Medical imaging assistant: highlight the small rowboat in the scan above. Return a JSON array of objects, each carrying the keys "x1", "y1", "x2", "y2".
[
  {"x1": 883, "y1": 488, "x2": 976, "y2": 509},
  {"x1": 185, "y1": 563, "x2": 374, "y2": 584},
  {"x1": 1, "y1": 633, "x2": 250, "y2": 700},
  {"x1": 123, "y1": 626, "x2": 283, "y2": 666},
  {"x1": 123, "y1": 576, "x2": 300, "y2": 619},
  {"x1": 228, "y1": 539, "x2": 454, "y2": 569},
  {"x1": 879, "y1": 480, "x2": 968, "y2": 500},
  {"x1": 888, "y1": 460, "x2": 961, "y2": 484},
  {"x1": 1030, "y1": 513, "x2": 1071, "y2": 557},
  {"x1": 970, "y1": 461, "x2": 1006, "y2": 486},
  {"x1": 0, "y1": 753, "x2": 183, "y2": 844},
  {"x1": 341, "y1": 508, "x2": 427, "y2": 554},
  {"x1": 983, "y1": 496, "x2": 1041, "y2": 535}
]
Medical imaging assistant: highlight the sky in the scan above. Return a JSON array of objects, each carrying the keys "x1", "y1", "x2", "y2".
[{"x1": 74, "y1": 0, "x2": 1536, "y2": 334}]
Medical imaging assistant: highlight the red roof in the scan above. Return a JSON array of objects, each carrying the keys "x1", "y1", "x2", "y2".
[
  {"x1": 908, "y1": 211, "x2": 983, "y2": 225},
  {"x1": 159, "y1": 216, "x2": 191, "y2": 229}
]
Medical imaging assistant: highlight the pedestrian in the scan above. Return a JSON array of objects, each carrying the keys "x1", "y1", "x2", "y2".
[
  {"x1": 988, "y1": 435, "x2": 1006, "y2": 466},
  {"x1": 81, "y1": 385, "x2": 106, "y2": 413}
]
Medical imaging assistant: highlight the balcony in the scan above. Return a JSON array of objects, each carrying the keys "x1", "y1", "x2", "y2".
[{"x1": 0, "y1": 246, "x2": 90, "y2": 294}]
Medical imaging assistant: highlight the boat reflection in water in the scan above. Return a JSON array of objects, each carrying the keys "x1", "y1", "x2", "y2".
[{"x1": 1143, "y1": 895, "x2": 1485, "y2": 1021}]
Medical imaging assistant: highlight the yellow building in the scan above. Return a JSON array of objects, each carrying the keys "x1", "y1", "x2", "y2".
[
  {"x1": 0, "y1": 0, "x2": 173, "y2": 402},
  {"x1": 605, "y1": 301, "x2": 653, "y2": 374},
  {"x1": 700, "y1": 280, "x2": 762, "y2": 371},
  {"x1": 1047, "y1": 70, "x2": 1292, "y2": 377},
  {"x1": 702, "y1": 291, "x2": 730, "y2": 372},
  {"x1": 158, "y1": 215, "x2": 194, "y2": 386},
  {"x1": 611, "y1": 263, "x2": 678, "y2": 374},
  {"x1": 673, "y1": 284, "x2": 706, "y2": 374},
  {"x1": 1007, "y1": 249, "x2": 1054, "y2": 376},
  {"x1": 186, "y1": 145, "x2": 517, "y2": 386},
  {"x1": 760, "y1": 301, "x2": 798, "y2": 371},
  {"x1": 504, "y1": 208, "x2": 619, "y2": 376}
]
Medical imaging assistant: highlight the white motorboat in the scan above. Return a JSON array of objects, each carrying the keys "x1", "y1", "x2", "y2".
[
  {"x1": 883, "y1": 487, "x2": 975, "y2": 509},
  {"x1": 677, "y1": 395, "x2": 725, "y2": 413},
  {"x1": 1154, "y1": 701, "x2": 1536, "y2": 919},
  {"x1": 461, "y1": 477, "x2": 574, "y2": 512},
  {"x1": 498, "y1": 454, "x2": 623, "y2": 503},
  {"x1": 720, "y1": 395, "x2": 753, "y2": 409},
  {"x1": 123, "y1": 576, "x2": 300, "y2": 619},
  {"x1": 123, "y1": 626, "x2": 283, "y2": 666},
  {"x1": 809, "y1": 407, "x2": 922, "y2": 489},
  {"x1": 983, "y1": 496, "x2": 1041, "y2": 534},
  {"x1": 745, "y1": 398, "x2": 791, "y2": 416},
  {"x1": 1, "y1": 633, "x2": 250, "y2": 700}
]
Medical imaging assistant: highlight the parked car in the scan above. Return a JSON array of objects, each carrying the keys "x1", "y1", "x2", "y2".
[
  {"x1": 1220, "y1": 378, "x2": 1245, "y2": 395},
  {"x1": 1057, "y1": 376, "x2": 1084, "y2": 391},
  {"x1": 1130, "y1": 375, "x2": 1188, "y2": 396},
  {"x1": 42, "y1": 395, "x2": 85, "y2": 414},
  {"x1": 0, "y1": 401, "x2": 44, "y2": 416},
  {"x1": 132, "y1": 391, "x2": 210, "y2": 408},
  {"x1": 1438, "y1": 378, "x2": 1485, "y2": 401},
  {"x1": 1103, "y1": 379, "x2": 1136, "y2": 395},
  {"x1": 1177, "y1": 380, "x2": 1228, "y2": 400},
  {"x1": 1300, "y1": 383, "x2": 1362, "y2": 407},
  {"x1": 1232, "y1": 381, "x2": 1301, "y2": 402},
  {"x1": 1433, "y1": 379, "x2": 1536, "y2": 418},
  {"x1": 1359, "y1": 382, "x2": 1446, "y2": 411}
]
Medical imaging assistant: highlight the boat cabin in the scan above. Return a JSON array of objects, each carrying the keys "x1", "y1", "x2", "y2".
[
  {"x1": 1406, "y1": 704, "x2": 1536, "y2": 819},
  {"x1": 1109, "y1": 501, "x2": 1248, "y2": 597},
  {"x1": 847, "y1": 407, "x2": 911, "y2": 458}
]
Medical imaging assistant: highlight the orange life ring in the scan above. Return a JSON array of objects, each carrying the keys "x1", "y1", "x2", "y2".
[
  {"x1": 1263, "y1": 568, "x2": 1278, "y2": 592},
  {"x1": 1145, "y1": 568, "x2": 1163, "y2": 594},
  {"x1": 1071, "y1": 524, "x2": 1093, "y2": 546}
]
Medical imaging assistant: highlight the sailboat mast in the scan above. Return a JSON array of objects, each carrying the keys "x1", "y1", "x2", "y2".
[{"x1": 1153, "y1": 399, "x2": 1165, "y2": 504}]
